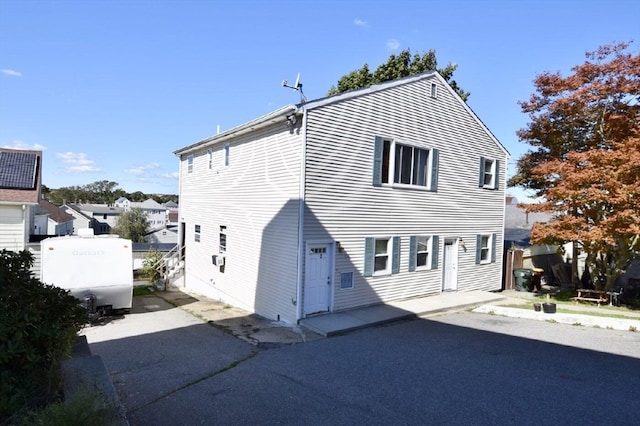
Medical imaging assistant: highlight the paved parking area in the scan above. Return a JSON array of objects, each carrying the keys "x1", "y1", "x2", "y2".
[{"x1": 83, "y1": 296, "x2": 640, "y2": 425}]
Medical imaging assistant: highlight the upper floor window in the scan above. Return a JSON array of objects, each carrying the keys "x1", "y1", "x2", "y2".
[
  {"x1": 187, "y1": 155, "x2": 194, "y2": 173},
  {"x1": 430, "y1": 83, "x2": 438, "y2": 98},
  {"x1": 479, "y1": 157, "x2": 499, "y2": 190},
  {"x1": 208, "y1": 149, "x2": 213, "y2": 170},
  {"x1": 373, "y1": 137, "x2": 439, "y2": 191},
  {"x1": 224, "y1": 144, "x2": 230, "y2": 166},
  {"x1": 194, "y1": 224, "x2": 201, "y2": 243}
]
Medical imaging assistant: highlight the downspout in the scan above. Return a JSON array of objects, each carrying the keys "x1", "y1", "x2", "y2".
[{"x1": 295, "y1": 108, "x2": 308, "y2": 322}]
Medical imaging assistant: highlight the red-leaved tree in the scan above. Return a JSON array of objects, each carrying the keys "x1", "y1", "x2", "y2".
[{"x1": 510, "y1": 42, "x2": 640, "y2": 289}]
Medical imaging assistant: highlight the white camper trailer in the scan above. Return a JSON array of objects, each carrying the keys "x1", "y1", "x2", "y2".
[{"x1": 41, "y1": 229, "x2": 133, "y2": 315}]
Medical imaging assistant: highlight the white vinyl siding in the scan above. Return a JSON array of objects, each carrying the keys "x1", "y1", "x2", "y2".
[
  {"x1": 178, "y1": 122, "x2": 302, "y2": 323},
  {"x1": 303, "y1": 74, "x2": 506, "y2": 311},
  {"x1": 0, "y1": 204, "x2": 27, "y2": 251}
]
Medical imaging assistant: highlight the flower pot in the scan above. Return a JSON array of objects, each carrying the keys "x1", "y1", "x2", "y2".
[
  {"x1": 533, "y1": 303, "x2": 542, "y2": 312},
  {"x1": 542, "y1": 303, "x2": 556, "y2": 314}
]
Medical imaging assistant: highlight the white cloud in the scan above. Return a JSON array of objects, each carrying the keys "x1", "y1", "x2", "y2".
[
  {"x1": 386, "y1": 39, "x2": 400, "y2": 51},
  {"x1": 2, "y1": 140, "x2": 46, "y2": 150},
  {"x1": 160, "y1": 172, "x2": 179, "y2": 179},
  {"x1": 1, "y1": 69, "x2": 22, "y2": 77},
  {"x1": 354, "y1": 18, "x2": 367, "y2": 27},
  {"x1": 56, "y1": 152, "x2": 100, "y2": 172},
  {"x1": 125, "y1": 162, "x2": 160, "y2": 176}
]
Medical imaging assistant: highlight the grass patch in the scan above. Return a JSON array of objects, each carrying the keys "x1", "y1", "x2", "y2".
[
  {"x1": 133, "y1": 285, "x2": 154, "y2": 297},
  {"x1": 13, "y1": 388, "x2": 118, "y2": 426},
  {"x1": 500, "y1": 303, "x2": 640, "y2": 321}
]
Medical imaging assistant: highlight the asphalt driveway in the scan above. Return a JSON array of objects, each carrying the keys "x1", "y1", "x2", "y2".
[{"x1": 83, "y1": 296, "x2": 640, "y2": 425}]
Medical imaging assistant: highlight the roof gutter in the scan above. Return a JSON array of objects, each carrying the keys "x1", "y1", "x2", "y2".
[{"x1": 173, "y1": 105, "x2": 299, "y2": 157}]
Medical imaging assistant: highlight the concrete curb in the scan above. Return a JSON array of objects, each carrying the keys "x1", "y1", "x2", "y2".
[
  {"x1": 473, "y1": 304, "x2": 640, "y2": 331},
  {"x1": 61, "y1": 336, "x2": 129, "y2": 425}
]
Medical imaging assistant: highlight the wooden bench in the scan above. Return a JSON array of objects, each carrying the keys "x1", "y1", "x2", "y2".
[{"x1": 572, "y1": 289, "x2": 608, "y2": 306}]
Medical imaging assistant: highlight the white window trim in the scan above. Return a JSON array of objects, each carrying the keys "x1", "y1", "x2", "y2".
[
  {"x1": 219, "y1": 225, "x2": 227, "y2": 253},
  {"x1": 483, "y1": 159, "x2": 496, "y2": 189},
  {"x1": 415, "y1": 235, "x2": 433, "y2": 271},
  {"x1": 373, "y1": 237, "x2": 392, "y2": 276},
  {"x1": 479, "y1": 234, "x2": 492, "y2": 264},
  {"x1": 430, "y1": 83, "x2": 438, "y2": 98},
  {"x1": 224, "y1": 144, "x2": 230, "y2": 167},
  {"x1": 384, "y1": 139, "x2": 434, "y2": 190},
  {"x1": 187, "y1": 155, "x2": 194, "y2": 173}
]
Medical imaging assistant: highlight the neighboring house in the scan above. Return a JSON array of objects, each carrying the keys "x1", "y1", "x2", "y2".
[
  {"x1": 503, "y1": 198, "x2": 584, "y2": 286},
  {"x1": 37, "y1": 199, "x2": 74, "y2": 235},
  {"x1": 163, "y1": 200, "x2": 179, "y2": 212},
  {"x1": 115, "y1": 196, "x2": 130, "y2": 210},
  {"x1": 68, "y1": 203, "x2": 124, "y2": 234},
  {"x1": 33, "y1": 203, "x2": 49, "y2": 235},
  {"x1": 115, "y1": 197, "x2": 167, "y2": 230},
  {"x1": 146, "y1": 227, "x2": 178, "y2": 244},
  {"x1": 174, "y1": 71, "x2": 509, "y2": 324},
  {"x1": 167, "y1": 210, "x2": 179, "y2": 228},
  {"x1": 61, "y1": 203, "x2": 95, "y2": 234},
  {"x1": 0, "y1": 148, "x2": 42, "y2": 251}
]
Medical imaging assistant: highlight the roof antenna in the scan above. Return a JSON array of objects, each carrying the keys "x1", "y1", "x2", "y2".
[{"x1": 282, "y1": 72, "x2": 306, "y2": 104}]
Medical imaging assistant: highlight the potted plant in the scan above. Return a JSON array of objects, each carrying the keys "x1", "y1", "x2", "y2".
[
  {"x1": 533, "y1": 302, "x2": 542, "y2": 312},
  {"x1": 542, "y1": 293, "x2": 556, "y2": 313}
]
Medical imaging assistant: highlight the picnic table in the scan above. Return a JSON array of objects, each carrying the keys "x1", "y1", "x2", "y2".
[{"x1": 573, "y1": 289, "x2": 608, "y2": 306}]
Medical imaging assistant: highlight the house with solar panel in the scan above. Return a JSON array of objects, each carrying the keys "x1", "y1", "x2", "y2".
[
  {"x1": 0, "y1": 148, "x2": 42, "y2": 252},
  {"x1": 172, "y1": 71, "x2": 508, "y2": 324}
]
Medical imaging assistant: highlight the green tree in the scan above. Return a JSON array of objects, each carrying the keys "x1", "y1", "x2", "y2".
[
  {"x1": 328, "y1": 48, "x2": 470, "y2": 101},
  {"x1": 142, "y1": 249, "x2": 163, "y2": 284},
  {"x1": 112, "y1": 208, "x2": 149, "y2": 242},
  {"x1": 510, "y1": 41, "x2": 640, "y2": 289},
  {"x1": 83, "y1": 180, "x2": 120, "y2": 204}
]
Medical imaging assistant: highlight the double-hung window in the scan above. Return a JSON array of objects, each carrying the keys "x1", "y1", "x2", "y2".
[
  {"x1": 364, "y1": 236, "x2": 400, "y2": 277},
  {"x1": 409, "y1": 235, "x2": 439, "y2": 271},
  {"x1": 475, "y1": 233, "x2": 497, "y2": 264},
  {"x1": 187, "y1": 155, "x2": 194, "y2": 173},
  {"x1": 373, "y1": 137, "x2": 439, "y2": 191},
  {"x1": 224, "y1": 144, "x2": 230, "y2": 167},
  {"x1": 219, "y1": 226, "x2": 227, "y2": 253},
  {"x1": 194, "y1": 224, "x2": 201, "y2": 243},
  {"x1": 479, "y1": 157, "x2": 499, "y2": 190}
]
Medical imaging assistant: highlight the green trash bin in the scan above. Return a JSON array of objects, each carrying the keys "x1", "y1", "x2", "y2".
[{"x1": 513, "y1": 268, "x2": 533, "y2": 292}]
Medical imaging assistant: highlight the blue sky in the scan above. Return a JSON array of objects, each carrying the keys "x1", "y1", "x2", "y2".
[{"x1": 1, "y1": 0, "x2": 638, "y2": 199}]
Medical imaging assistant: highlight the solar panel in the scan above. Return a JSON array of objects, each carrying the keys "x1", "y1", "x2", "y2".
[{"x1": 0, "y1": 151, "x2": 39, "y2": 190}]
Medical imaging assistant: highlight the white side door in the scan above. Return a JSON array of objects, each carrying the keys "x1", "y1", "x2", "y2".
[
  {"x1": 442, "y1": 239, "x2": 458, "y2": 291},
  {"x1": 303, "y1": 243, "x2": 331, "y2": 316}
]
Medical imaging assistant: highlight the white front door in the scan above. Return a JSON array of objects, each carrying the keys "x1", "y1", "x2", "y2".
[
  {"x1": 442, "y1": 239, "x2": 458, "y2": 291},
  {"x1": 304, "y1": 243, "x2": 332, "y2": 316}
]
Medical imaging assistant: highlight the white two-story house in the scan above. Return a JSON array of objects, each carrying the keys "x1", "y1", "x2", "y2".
[{"x1": 174, "y1": 71, "x2": 509, "y2": 324}]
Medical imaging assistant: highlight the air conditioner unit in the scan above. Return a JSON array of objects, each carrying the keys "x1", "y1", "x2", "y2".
[{"x1": 212, "y1": 254, "x2": 226, "y2": 267}]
